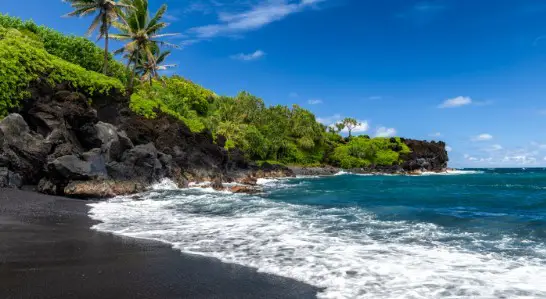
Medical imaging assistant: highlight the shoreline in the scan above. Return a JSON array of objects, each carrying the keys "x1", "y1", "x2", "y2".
[{"x1": 0, "y1": 188, "x2": 320, "y2": 299}]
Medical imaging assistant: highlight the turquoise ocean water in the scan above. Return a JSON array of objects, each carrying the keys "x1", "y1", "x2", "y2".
[{"x1": 89, "y1": 169, "x2": 546, "y2": 298}]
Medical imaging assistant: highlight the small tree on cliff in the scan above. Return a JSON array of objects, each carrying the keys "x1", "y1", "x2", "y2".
[
  {"x1": 341, "y1": 117, "x2": 360, "y2": 138},
  {"x1": 63, "y1": 0, "x2": 130, "y2": 74}
]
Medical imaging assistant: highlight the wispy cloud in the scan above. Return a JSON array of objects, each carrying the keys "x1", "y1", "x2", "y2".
[
  {"x1": 368, "y1": 96, "x2": 382, "y2": 100},
  {"x1": 429, "y1": 132, "x2": 442, "y2": 137},
  {"x1": 375, "y1": 127, "x2": 397, "y2": 137},
  {"x1": 307, "y1": 99, "x2": 323, "y2": 105},
  {"x1": 438, "y1": 96, "x2": 472, "y2": 108},
  {"x1": 472, "y1": 133, "x2": 493, "y2": 142},
  {"x1": 445, "y1": 146, "x2": 452, "y2": 152},
  {"x1": 230, "y1": 50, "x2": 266, "y2": 61},
  {"x1": 189, "y1": 0, "x2": 326, "y2": 39}
]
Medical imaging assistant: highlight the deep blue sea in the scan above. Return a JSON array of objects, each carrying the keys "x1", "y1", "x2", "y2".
[{"x1": 89, "y1": 169, "x2": 546, "y2": 298}]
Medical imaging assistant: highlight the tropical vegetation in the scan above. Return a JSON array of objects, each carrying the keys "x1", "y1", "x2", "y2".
[{"x1": 0, "y1": 1, "x2": 412, "y2": 168}]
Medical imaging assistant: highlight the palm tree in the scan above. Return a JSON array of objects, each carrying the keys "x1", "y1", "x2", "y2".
[
  {"x1": 63, "y1": 0, "x2": 130, "y2": 74},
  {"x1": 111, "y1": 0, "x2": 178, "y2": 89},
  {"x1": 135, "y1": 45, "x2": 176, "y2": 86}
]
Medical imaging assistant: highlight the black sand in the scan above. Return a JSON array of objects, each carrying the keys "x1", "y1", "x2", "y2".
[{"x1": 0, "y1": 188, "x2": 320, "y2": 299}]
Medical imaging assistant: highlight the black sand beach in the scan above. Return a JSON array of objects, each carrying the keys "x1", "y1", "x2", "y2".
[{"x1": 0, "y1": 188, "x2": 319, "y2": 299}]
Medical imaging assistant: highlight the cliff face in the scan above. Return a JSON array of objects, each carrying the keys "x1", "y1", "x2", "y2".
[
  {"x1": 0, "y1": 82, "x2": 450, "y2": 197},
  {"x1": 401, "y1": 139, "x2": 449, "y2": 172}
]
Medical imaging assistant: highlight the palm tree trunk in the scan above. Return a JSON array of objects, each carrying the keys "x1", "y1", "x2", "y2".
[
  {"x1": 103, "y1": 29, "x2": 109, "y2": 74},
  {"x1": 102, "y1": 15, "x2": 109, "y2": 75}
]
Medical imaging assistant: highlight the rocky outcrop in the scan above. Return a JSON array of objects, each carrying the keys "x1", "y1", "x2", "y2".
[
  {"x1": 0, "y1": 81, "x2": 252, "y2": 198},
  {"x1": 289, "y1": 166, "x2": 341, "y2": 176},
  {"x1": 0, "y1": 81, "x2": 450, "y2": 198},
  {"x1": 0, "y1": 114, "x2": 51, "y2": 184},
  {"x1": 401, "y1": 139, "x2": 448, "y2": 172}
]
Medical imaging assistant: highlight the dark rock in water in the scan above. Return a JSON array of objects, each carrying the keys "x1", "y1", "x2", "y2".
[
  {"x1": 106, "y1": 143, "x2": 169, "y2": 184},
  {"x1": 289, "y1": 166, "x2": 340, "y2": 176},
  {"x1": 239, "y1": 176, "x2": 258, "y2": 186},
  {"x1": 230, "y1": 185, "x2": 261, "y2": 194},
  {"x1": 49, "y1": 149, "x2": 108, "y2": 181},
  {"x1": 0, "y1": 167, "x2": 23, "y2": 189},
  {"x1": 0, "y1": 114, "x2": 51, "y2": 184},
  {"x1": 211, "y1": 177, "x2": 225, "y2": 191},
  {"x1": 64, "y1": 180, "x2": 145, "y2": 199},
  {"x1": 401, "y1": 139, "x2": 448, "y2": 172}
]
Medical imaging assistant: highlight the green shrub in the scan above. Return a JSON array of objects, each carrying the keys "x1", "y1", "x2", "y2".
[
  {"x1": 129, "y1": 84, "x2": 206, "y2": 133},
  {"x1": 0, "y1": 14, "x2": 127, "y2": 82},
  {"x1": 0, "y1": 27, "x2": 124, "y2": 117},
  {"x1": 330, "y1": 136, "x2": 411, "y2": 168}
]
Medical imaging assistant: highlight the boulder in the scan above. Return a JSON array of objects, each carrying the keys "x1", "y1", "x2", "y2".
[
  {"x1": 211, "y1": 177, "x2": 224, "y2": 191},
  {"x1": 94, "y1": 122, "x2": 134, "y2": 162},
  {"x1": 0, "y1": 167, "x2": 23, "y2": 189},
  {"x1": 64, "y1": 180, "x2": 145, "y2": 199},
  {"x1": 106, "y1": 143, "x2": 170, "y2": 184},
  {"x1": 239, "y1": 176, "x2": 258, "y2": 186},
  {"x1": 230, "y1": 185, "x2": 261, "y2": 194},
  {"x1": 49, "y1": 149, "x2": 108, "y2": 181},
  {"x1": 37, "y1": 178, "x2": 57, "y2": 195},
  {"x1": 0, "y1": 114, "x2": 51, "y2": 184}
]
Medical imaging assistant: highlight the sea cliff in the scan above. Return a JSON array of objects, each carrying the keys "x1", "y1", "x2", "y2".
[{"x1": 0, "y1": 81, "x2": 449, "y2": 198}]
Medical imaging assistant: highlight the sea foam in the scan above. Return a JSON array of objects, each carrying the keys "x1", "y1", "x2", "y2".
[{"x1": 89, "y1": 178, "x2": 546, "y2": 299}]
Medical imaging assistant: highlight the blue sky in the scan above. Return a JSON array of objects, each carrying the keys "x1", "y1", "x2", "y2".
[{"x1": 3, "y1": 0, "x2": 546, "y2": 168}]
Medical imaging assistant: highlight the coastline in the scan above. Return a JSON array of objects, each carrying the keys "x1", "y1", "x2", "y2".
[{"x1": 0, "y1": 188, "x2": 320, "y2": 299}]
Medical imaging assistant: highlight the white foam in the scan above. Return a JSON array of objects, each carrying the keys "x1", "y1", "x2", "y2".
[
  {"x1": 89, "y1": 188, "x2": 546, "y2": 299},
  {"x1": 334, "y1": 171, "x2": 349, "y2": 176},
  {"x1": 151, "y1": 178, "x2": 180, "y2": 190}
]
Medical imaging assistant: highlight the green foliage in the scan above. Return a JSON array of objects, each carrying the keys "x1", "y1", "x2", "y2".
[
  {"x1": 0, "y1": 14, "x2": 127, "y2": 82},
  {"x1": 0, "y1": 27, "x2": 124, "y2": 117},
  {"x1": 129, "y1": 79, "x2": 211, "y2": 132},
  {"x1": 204, "y1": 92, "x2": 326, "y2": 164},
  {"x1": 330, "y1": 136, "x2": 411, "y2": 168}
]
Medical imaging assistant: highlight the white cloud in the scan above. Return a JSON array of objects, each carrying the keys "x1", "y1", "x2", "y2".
[
  {"x1": 482, "y1": 144, "x2": 503, "y2": 152},
  {"x1": 472, "y1": 133, "x2": 493, "y2": 141},
  {"x1": 438, "y1": 96, "x2": 473, "y2": 108},
  {"x1": 531, "y1": 141, "x2": 546, "y2": 149},
  {"x1": 375, "y1": 127, "x2": 397, "y2": 137},
  {"x1": 368, "y1": 96, "x2": 382, "y2": 100},
  {"x1": 317, "y1": 114, "x2": 342, "y2": 126},
  {"x1": 429, "y1": 132, "x2": 442, "y2": 137},
  {"x1": 190, "y1": 0, "x2": 326, "y2": 39},
  {"x1": 230, "y1": 50, "x2": 266, "y2": 61},
  {"x1": 289, "y1": 92, "x2": 299, "y2": 98},
  {"x1": 307, "y1": 99, "x2": 323, "y2": 105},
  {"x1": 445, "y1": 146, "x2": 452, "y2": 152},
  {"x1": 343, "y1": 121, "x2": 369, "y2": 134}
]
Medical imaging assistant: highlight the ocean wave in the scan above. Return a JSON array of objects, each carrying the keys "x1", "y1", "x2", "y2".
[
  {"x1": 420, "y1": 170, "x2": 484, "y2": 176},
  {"x1": 89, "y1": 186, "x2": 546, "y2": 299}
]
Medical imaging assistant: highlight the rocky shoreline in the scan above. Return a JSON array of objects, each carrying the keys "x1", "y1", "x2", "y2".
[{"x1": 0, "y1": 82, "x2": 449, "y2": 199}]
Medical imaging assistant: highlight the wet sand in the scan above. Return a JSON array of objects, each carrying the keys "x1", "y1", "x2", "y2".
[{"x1": 0, "y1": 188, "x2": 319, "y2": 299}]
